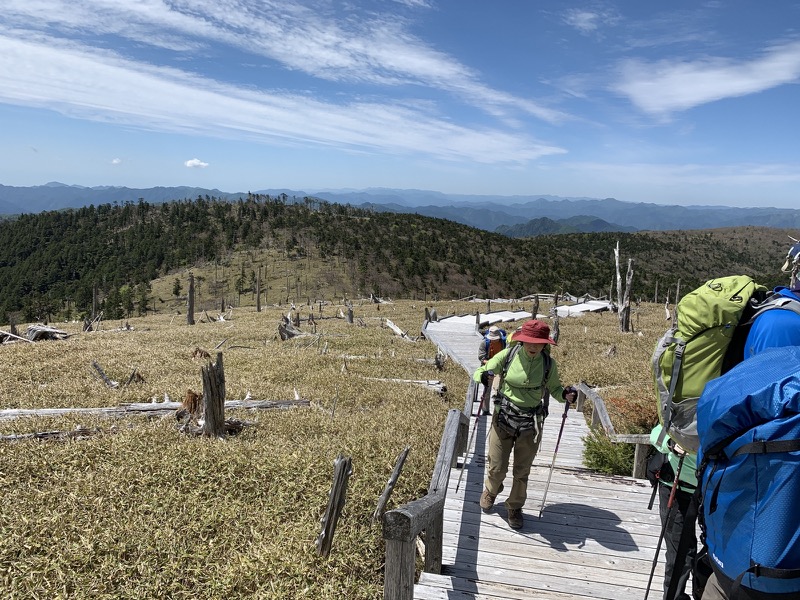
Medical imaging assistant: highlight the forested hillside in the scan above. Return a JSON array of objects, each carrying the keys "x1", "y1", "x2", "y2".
[{"x1": 0, "y1": 194, "x2": 794, "y2": 325}]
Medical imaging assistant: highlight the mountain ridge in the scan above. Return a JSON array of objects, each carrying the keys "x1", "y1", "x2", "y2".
[{"x1": 2, "y1": 182, "x2": 800, "y2": 233}]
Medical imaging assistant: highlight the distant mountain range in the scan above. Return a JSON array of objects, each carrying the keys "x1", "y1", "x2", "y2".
[{"x1": 2, "y1": 182, "x2": 800, "y2": 234}]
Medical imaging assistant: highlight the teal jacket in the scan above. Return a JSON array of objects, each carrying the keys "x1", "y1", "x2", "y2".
[
  {"x1": 649, "y1": 424, "x2": 698, "y2": 491},
  {"x1": 473, "y1": 345, "x2": 566, "y2": 410}
]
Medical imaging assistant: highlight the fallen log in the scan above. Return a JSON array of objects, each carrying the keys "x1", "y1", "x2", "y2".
[
  {"x1": 0, "y1": 427, "x2": 103, "y2": 443},
  {"x1": 0, "y1": 329, "x2": 34, "y2": 344},
  {"x1": 0, "y1": 398, "x2": 311, "y2": 422},
  {"x1": 363, "y1": 377, "x2": 447, "y2": 395},
  {"x1": 383, "y1": 318, "x2": 416, "y2": 341},
  {"x1": 26, "y1": 325, "x2": 70, "y2": 341}
]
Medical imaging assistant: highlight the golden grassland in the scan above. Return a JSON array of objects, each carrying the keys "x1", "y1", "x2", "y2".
[{"x1": 0, "y1": 299, "x2": 665, "y2": 599}]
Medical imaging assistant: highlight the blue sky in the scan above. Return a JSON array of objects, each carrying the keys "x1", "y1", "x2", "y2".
[{"x1": 1, "y1": 1, "x2": 799, "y2": 208}]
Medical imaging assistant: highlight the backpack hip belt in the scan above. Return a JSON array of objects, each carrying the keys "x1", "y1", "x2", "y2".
[{"x1": 495, "y1": 395, "x2": 548, "y2": 440}]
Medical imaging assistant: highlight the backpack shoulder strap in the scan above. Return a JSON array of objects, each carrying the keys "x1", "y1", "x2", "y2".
[
  {"x1": 501, "y1": 344, "x2": 521, "y2": 379},
  {"x1": 744, "y1": 293, "x2": 800, "y2": 325},
  {"x1": 541, "y1": 351, "x2": 552, "y2": 406},
  {"x1": 542, "y1": 350, "x2": 552, "y2": 386}
]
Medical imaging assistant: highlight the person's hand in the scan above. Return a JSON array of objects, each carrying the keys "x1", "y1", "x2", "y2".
[
  {"x1": 672, "y1": 442, "x2": 686, "y2": 457},
  {"x1": 562, "y1": 385, "x2": 578, "y2": 404}
]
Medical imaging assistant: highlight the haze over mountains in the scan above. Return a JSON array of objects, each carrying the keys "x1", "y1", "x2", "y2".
[{"x1": 2, "y1": 182, "x2": 800, "y2": 234}]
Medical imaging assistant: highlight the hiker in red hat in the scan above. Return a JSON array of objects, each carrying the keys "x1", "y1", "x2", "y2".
[{"x1": 472, "y1": 319, "x2": 577, "y2": 530}]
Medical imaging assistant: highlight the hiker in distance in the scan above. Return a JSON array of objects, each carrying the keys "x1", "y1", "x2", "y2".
[
  {"x1": 477, "y1": 325, "x2": 507, "y2": 415},
  {"x1": 472, "y1": 319, "x2": 577, "y2": 530}
]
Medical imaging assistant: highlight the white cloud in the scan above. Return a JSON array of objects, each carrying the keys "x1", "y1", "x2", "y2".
[
  {"x1": 0, "y1": 34, "x2": 565, "y2": 163},
  {"x1": 566, "y1": 160, "x2": 800, "y2": 187},
  {"x1": 563, "y1": 8, "x2": 619, "y2": 34},
  {"x1": 615, "y1": 41, "x2": 800, "y2": 116},
  {"x1": 185, "y1": 158, "x2": 209, "y2": 168},
  {"x1": 111, "y1": 157, "x2": 121, "y2": 165},
  {"x1": 0, "y1": 0, "x2": 563, "y2": 124}
]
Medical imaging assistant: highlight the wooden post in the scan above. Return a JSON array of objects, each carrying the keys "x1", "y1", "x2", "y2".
[
  {"x1": 201, "y1": 352, "x2": 225, "y2": 437},
  {"x1": 575, "y1": 387, "x2": 586, "y2": 412},
  {"x1": 316, "y1": 455, "x2": 353, "y2": 557},
  {"x1": 633, "y1": 443, "x2": 648, "y2": 479},
  {"x1": 532, "y1": 295, "x2": 539, "y2": 318},
  {"x1": 373, "y1": 447, "x2": 410, "y2": 523},
  {"x1": 187, "y1": 273, "x2": 195, "y2": 325}
]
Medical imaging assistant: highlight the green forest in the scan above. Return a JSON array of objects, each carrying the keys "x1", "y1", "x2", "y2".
[{"x1": 0, "y1": 193, "x2": 794, "y2": 325}]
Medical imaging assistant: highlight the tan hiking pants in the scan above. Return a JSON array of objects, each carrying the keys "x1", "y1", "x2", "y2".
[{"x1": 484, "y1": 418, "x2": 542, "y2": 509}]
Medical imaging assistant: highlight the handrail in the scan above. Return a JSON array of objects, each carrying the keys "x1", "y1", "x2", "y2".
[
  {"x1": 576, "y1": 381, "x2": 650, "y2": 479},
  {"x1": 382, "y1": 382, "x2": 475, "y2": 600}
]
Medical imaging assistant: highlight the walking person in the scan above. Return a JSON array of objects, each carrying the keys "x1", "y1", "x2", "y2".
[
  {"x1": 477, "y1": 325, "x2": 507, "y2": 414},
  {"x1": 472, "y1": 319, "x2": 576, "y2": 530},
  {"x1": 649, "y1": 423, "x2": 699, "y2": 600}
]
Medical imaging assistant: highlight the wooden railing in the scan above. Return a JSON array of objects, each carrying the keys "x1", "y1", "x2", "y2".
[
  {"x1": 575, "y1": 381, "x2": 650, "y2": 478},
  {"x1": 381, "y1": 382, "x2": 475, "y2": 600}
]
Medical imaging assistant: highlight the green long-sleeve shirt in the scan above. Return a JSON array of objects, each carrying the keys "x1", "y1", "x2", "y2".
[
  {"x1": 649, "y1": 424, "x2": 698, "y2": 490},
  {"x1": 473, "y1": 345, "x2": 566, "y2": 409}
]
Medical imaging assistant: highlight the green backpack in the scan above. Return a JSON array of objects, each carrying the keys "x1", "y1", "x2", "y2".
[{"x1": 652, "y1": 275, "x2": 767, "y2": 452}]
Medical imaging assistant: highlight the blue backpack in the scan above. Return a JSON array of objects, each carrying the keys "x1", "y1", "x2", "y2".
[{"x1": 697, "y1": 345, "x2": 800, "y2": 597}]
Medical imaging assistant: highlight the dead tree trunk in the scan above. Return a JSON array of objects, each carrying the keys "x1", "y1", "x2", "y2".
[
  {"x1": 92, "y1": 283, "x2": 98, "y2": 321},
  {"x1": 256, "y1": 266, "x2": 262, "y2": 313},
  {"x1": 619, "y1": 259, "x2": 635, "y2": 332},
  {"x1": 614, "y1": 241, "x2": 623, "y2": 314},
  {"x1": 531, "y1": 295, "x2": 540, "y2": 318},
  {"x1": 187, "y1": 273, "x2": 195, "y2": 325},
  {"x1": 201, "y1": 352, "x2": 225, "y2": 437},
  {"x1": 316, "y1": 454, "x2": 352, "y2": 557}
]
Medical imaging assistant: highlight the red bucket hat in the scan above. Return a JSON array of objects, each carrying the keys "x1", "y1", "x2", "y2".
[{"x1": 513, "y1": 319, "x2": 556, "y2": 345}]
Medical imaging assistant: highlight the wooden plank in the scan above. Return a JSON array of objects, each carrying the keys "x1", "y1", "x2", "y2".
[{"x1": 416, "y1": 573, "x2": 581, "y2": 599}]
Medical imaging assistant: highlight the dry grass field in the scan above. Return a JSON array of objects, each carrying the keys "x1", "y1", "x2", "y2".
[{"x1": 0, "y1": 298, "x2": 665, "y2": 599}]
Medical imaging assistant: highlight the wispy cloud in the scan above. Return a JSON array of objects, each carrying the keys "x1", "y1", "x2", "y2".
[
  {"x1": 185, "y1": 159, "x2": 209, "y2": 168},
  {"x1": 0, "y1": 0, "x2": 564, "y2": 126},
  {"x1": 0, "y1": 31, "x2": 565, "y2": 164},
  {"x1": 563, "y1": 7, "x2": 619, "y2": 34},
  {"x1": 567, "y1": 161, "x2": 800, "y2": 187},
  {"x1": 111, "y1": 158, "x2": 122, "y2": 165},
  {"x1": 615, "y1": 40, "x2": 800, "y2": 116}
]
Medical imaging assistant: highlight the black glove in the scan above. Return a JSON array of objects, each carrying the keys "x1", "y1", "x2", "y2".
[
  {"x1": 562, "y1": 385, "x2": 577, "y2": 404},
  {"x1": 480, "y1": 370, "x2": 493, "y2": 387}
]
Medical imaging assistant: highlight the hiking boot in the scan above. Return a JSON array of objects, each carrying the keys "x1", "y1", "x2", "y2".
[
  {"x1": 479, "y1": 484, "x2": 503, "y2": 512},
  {"x1": 479, "y1": 488, "x2": 496, "y2": 513},
  {"x1": 507, "y1": 508, "x2": 524, "y2": 530}
]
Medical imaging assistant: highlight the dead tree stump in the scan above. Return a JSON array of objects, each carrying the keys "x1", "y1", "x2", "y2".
[{"x1": 201, "y1": 352, "x2": 225, "y2": 437}]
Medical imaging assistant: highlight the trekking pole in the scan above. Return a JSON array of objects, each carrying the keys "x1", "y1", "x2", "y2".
[
  {"x1": 455, "y1": 376, "x2": 495, "y2": 493},
  {"x1": 644, "y1": 453, "x2": 686, "y2": 600},
  {"x1": 538, "y1": 400, "x2": 570, "y2": 519}
]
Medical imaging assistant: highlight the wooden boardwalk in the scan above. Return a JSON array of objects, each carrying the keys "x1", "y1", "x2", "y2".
[{"x1": 419, "y1": 314, "x2": 665, "y2": 600}]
